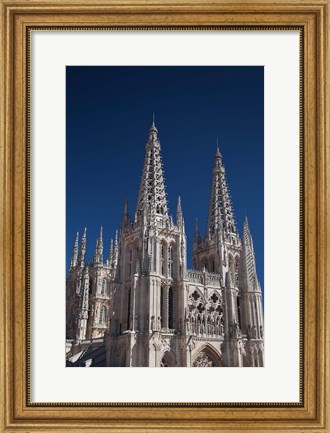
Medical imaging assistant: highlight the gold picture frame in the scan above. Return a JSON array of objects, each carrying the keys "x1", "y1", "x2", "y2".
[{"x1": 0, "y1": 0, "x2": 329, "y2": 431}]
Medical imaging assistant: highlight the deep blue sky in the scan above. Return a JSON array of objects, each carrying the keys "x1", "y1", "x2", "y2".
[{"x1": 66, "y1": 66, "x2": 264, "y2": 288}]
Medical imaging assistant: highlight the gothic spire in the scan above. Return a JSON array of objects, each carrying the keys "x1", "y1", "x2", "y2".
[
  {"x1": 135, "y1": 121, "x2": 168, "y2": 223},
  {"x1": 123, "y1": 197, "x2": 129, "y2": 216},
  {"x1": 121, "y1": 198, "x2": 130, "y2": 230},
  {"x1": 176, "y1": 195, "x2": 185, "y2": 232},
  {"x1": 176, "y1": 194, "x2": 181, "y2": 218},
  {"x1": 94, "y1": 226, "x2": 103, "y2": 265},
  {"x1": 78, "y1": 227, "x2": 87, "y2": 266},
  {"x1": 177, "y1": 195, "x2": 182, "y2": 214},
  {"x1": 194, "y1": 218, "x2": 201, "y2": 243},
  {"x1": 207, "y1": 147, "x2": 237, "y2": 237},
  {"x1": 70, "y1": 231, "x2": 79, "y2": 269},
  {"x1": 108, "y1": 238, "x2": 114, "y2": 267},
  {"x1": 113, "y1": 230, "x2": 119, "y2": 268},
  {"x1": 243, "y1": 217, "x2": 261, "y2": 292},
  {"x1": 215, "y1": 145, "x2": 221, "y2": 159},
  {"x1": 99, "y1": 226, "x2": 103, "y2": 258}
]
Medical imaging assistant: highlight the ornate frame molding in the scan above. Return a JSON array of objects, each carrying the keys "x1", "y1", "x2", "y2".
[{"x1": 0, "y1": 1, "x2": 329, "y2": 431}]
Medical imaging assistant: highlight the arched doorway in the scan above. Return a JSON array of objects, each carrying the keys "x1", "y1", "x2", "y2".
[{"x1": 192, "y1": 345, "x2": 223, "y2": 367}]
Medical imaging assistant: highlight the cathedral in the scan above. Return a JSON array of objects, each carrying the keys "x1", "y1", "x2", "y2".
[{"x1": 66, "y1": 120, "x2": 264, "y2": 367}]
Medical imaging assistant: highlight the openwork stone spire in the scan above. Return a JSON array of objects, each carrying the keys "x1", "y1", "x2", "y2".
[
  {"x1": 176, "y1": 195, "x2": 183, "y2": 227},
  {"x1": 123, "y1": 197, "x2": 129, "y2": 219},
  {"x1": 113, "y1": 230, "x2": 119, "y2": 268},
  {"x1": 70, "y1": 231, "x2": 79, "y2": 269},
  {"x1": 94, "y1": 226, "x2": 103, "y2": 265},
  {"x1": 135, "y1": 121, "x2": 168, "y2": 223},
  {"x1": 243, "y1": 217, "x2": 260, "y2": 292},
  {"x1": 193, "y1": 218, "x2": 201, "y2": 252},
  {"x1": 108, "y1": 238, "x2": 114, "y2": 267},
  {"x1": 207, "y1": 147, "x2": 237, "y2": 236},
  {"x1": 78, "y1": 227, "x2": 87, "y2": 266}
]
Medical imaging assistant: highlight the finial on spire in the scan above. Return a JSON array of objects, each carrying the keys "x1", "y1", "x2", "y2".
[
  {"x1": 108, "y1": 238, "x2": 114, "y2": 268},
  {"x1": 94, "y1": 226, "x2": 103, "y2": 265},
  {"x1": 177, "y1": 195, "x2": 182, "y2": 214},
  {"x1": 70, "y1": 231, "x2": 79, "y2": 269},
  {"x1": 113, "y1": 230, "x2": 119, "y2": 269},
  {"x1": 78, "y1": 227, "x2": 87, "y2": 266},
  {"x1": 194, "y1": 217, "x2": 201, "y2": 243},
  {"x1": 242, "y1": 215, "x2": 259, "y2": 291},
  {"x1": 151, "y1": 113, "x2": 156, "y2": 129},
  {"x1": 121, "y1": 198, "x2": 130, "y2": 231},
  {"x1": 114, "y1": 229, "x2": 119, "y2": 252},
  {"x1": 176, "y1": 195, "x2": 184, "y2": 228},
  {"x1": 148, "y1": 114, "x2": 158, "y2": 142},
  {"x1": 215, "y1": 140, "x2": 222, "y2": 159},
  {"x1": 124, "y1": 197, "x2": 128, "y2": 214}
]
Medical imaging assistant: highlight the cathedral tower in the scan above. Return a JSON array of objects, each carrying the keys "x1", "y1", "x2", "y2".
[
  {"x1": 66, "y1": 121, "x2": 264, "y2": 368},
  {"x1": 107, "y1": 120, "x2": 187, "y2": 367}
]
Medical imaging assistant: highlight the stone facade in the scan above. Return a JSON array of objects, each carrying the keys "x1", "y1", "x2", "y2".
[{"x1": 66, "y1": 121, "x2": 264, "y2": 367}]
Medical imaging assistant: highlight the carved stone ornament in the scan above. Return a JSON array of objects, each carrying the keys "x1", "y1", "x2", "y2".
[
  {"x1": 238, "y1": 339, "x2": 246, "y2": 356},
  {"x1": 160, "y1": 336, "x2": 171, "y2": 348},
  {"x1": 192, "y1": 352, "x2": 214, "y2": 367},
  {"x1": 187, "y1": 337, "x2": 196, "y2": 352}
]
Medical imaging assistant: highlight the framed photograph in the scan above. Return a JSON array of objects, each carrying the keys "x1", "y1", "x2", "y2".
[
  {"x1": 65, "y1": 65, "x2": 265, "y2": 371},
  {"x1": 1, "y1": 0, "x2": 329, "y2": 432}
]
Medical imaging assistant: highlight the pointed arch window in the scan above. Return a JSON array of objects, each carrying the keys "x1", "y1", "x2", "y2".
[
  {"x1": 236, "y1": 295, "x2": 242, "y2": 328},
  {"x1": 168, "y1": 245, "x2": 174, "y2": 278},
  {"x1": 99, "y1": 305, "x2": 107, "y2": 325},
  {"x1": 101, "y1": 278, "x2": 108, "y2": 296},
  {"x1": 161, "y1": 243, "x2": 165, "y2": 275},
  {"x1": 160, "y1": 286, "x2": 164, "y2": 326},
  {"x1": 160, "y1": 286, "x2": 174, "y2": 330},
  {"x1": 88, "y1": 279, "x2": 92, "y2": 294},
  {"x1": 235, "y1": 257, "x2": 239, "y2": 286},
  {"x1": 168, "y1": 287, "x2": 174, "y2": 329},
  {"x1": 201, "y1": 257, "x2": 208, "y2": 271}
]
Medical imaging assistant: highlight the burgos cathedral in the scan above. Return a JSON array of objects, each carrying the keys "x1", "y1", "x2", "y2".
[{"x1": 66, "y1": 120, "x2": 264, "y2": 367}]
